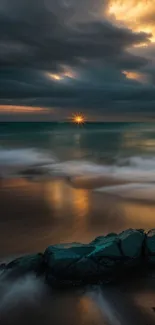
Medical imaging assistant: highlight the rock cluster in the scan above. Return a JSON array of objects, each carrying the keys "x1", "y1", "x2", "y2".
[{"x1": 1, "y1": 229, "x2": 155, "y2": 287}]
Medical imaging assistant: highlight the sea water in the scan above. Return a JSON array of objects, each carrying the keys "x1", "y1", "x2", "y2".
[{"x1": 1, "y1": 122, "x2": 155, "y2": 324}]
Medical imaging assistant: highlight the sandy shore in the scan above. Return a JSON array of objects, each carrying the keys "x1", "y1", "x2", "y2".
[
  {"x1": 1, "y1": 177, "x2": 155, "y2": 256},
  {"x1": 1, "y1": 177, "x2": 155, "y2": 324}
]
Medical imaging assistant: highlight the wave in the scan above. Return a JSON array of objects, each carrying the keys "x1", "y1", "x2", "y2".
[
  {"x1": 94, "y1": 183, "x2": 155, "y2": 202},
  {"x1": 1, "y1": 149, "x2": 155, "y2": 196},
  {"x1": 47, "y1": 157, "x2": 155, "y2": 201},
  {"x1": 46, "y1": 156, "x2": 155, "y2": 182},
  {"x1": 0, "y1": 148, "x2": 57, "y2": 178}
]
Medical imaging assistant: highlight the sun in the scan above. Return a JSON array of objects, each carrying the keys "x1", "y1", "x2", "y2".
[{"x1": 72, "y1": 113, "x2": 85, "y2": 124}]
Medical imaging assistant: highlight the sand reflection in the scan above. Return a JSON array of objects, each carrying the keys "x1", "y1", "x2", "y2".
[{"x1": 121, "y1": 200, "x2": 155, "y2": 231}]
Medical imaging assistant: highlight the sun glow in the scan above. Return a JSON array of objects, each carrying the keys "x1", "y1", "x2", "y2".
[{"x1": 72, "y1": 114, "x2": 85, "y2": 124}]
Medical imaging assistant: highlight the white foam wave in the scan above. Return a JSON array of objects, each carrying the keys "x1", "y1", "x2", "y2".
[
  {"x1": 0, "y1": 148, "x2": 57, "y2": 178},
  {"x1": 94, "y1": 183, "x2": 155, "y2": 201},
  {"x1": 47, "y1": 157, "x2": 155, "y2": 201},
  {"x1": 1, "y1": 150, "x2": 155, "y2": 188},
  {"x1": 48, "y1": 161, "x2": 111, "y2": 177},
  {"x1": 47, "y1": 156, "x2": 155, "y2": 183}
]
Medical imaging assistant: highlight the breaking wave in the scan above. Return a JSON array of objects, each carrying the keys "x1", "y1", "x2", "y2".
[
  {"x1": 0, "y1": 148, "x2": 57, "y2": 178},
  {"x1": 1, "y1": 148, "x2": 155, "y2": 201},
  {"x1": 46, "y1": 156, "x2": 155, "y2": 183}
]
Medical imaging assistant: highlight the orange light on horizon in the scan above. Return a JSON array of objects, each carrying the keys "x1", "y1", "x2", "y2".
[{"x1": 0, "y1": 105, "x2": 51, "y2": 114}]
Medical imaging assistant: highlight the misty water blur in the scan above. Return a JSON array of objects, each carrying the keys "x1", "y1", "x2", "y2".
[{"x1": 1, "y1": 122, "x2": 155, "y2": 324}]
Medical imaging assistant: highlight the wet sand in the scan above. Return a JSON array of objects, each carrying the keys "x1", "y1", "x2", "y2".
[
  {"x1": 1, "y1": 177, "x2": 155, "y2": 256},
  {"x1": 1, "y1": 178, "x2": 155, "y2": 324}
]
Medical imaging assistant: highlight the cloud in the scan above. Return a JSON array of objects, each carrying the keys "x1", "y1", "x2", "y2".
[
  {"x1": 106, "y1": 0, "x2": 155, "y2": 42},
  {"x1": 0, "y1": 0, "x2": 151, "y2": 69},
  {"x1": 0, "y1": 0, "x2": 155, "y2": 119}
]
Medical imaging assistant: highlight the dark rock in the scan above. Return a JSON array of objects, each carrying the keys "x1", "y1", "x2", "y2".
[
  {"x1": 119, "y1": 229, "x2": 145, "y2": 258},
  {"x1": 0, "y1": 263, "x2": 6, "y2": 270},
  {"x1": 45, "y1": 229, "x2": 146, "y2": 286},
  {"x1": 90, "y1": 233, "x2": 117, "y2": 246},
  {"x1": 146, "y1": 229, "x2": 155, "y2": 264},
  {"x1": 45, "y1": 243, "x2": 99, "y2": 286},
  {"x1": 45, "y1": 237, "x2": 121, "y2": 285},
  {"x1": 45, "y1": 244, "x2": 94, "y2": 277},
  {"x1": 2, "y1": 228, "x2": 155, "y2": 287},
  {"x1": 5, "y1": 253, "x2": 44, "y2": 278}
]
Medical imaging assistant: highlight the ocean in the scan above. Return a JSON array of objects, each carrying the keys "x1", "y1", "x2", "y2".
[
  {"x1": 1, "y1": 122, "x2": 155, "y2": 325},
  {"x1": 1, "y1": 122, "x2": 155, "y2": 192}
]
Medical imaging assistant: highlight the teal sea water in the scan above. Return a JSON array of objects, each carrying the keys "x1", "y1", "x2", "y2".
[{"x1": 1, "y1": 122, "x2": 155, "y2": 189}]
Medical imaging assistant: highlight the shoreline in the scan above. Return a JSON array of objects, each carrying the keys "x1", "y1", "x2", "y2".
[
  {"x1": 1, "y1": 177, "x2": 155, "y2": 257},
  {"x1": 1, "y1": 178, "x2": 155, "y2": 324}
]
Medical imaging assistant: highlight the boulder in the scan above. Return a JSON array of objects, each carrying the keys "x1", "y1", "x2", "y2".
[
  {"x1": 88, "y1": 235, "x2": 123, "y2": 281},
  {"x1": 45, "y1": 237, "x2": 123, "y2": 285},
  {"x1": 118, "y1": 229, "x2": 145, "y2": 260},
  {"x1": 90, "y1": 233, "x2": 117, "y2": 246},
  {"x1": 0, "y1": 263, "x2": 5, "y2": 270},
  {"x1": 45, "y1": 244, "x2": 95, "y2": 282},
  {"x1": 45, "y1": 229, "x2": 146, "y2": 286},
  {"x1": 146, "y1": 229, "x2": 155, "y2": 264},
  {"x1": 1, "y1": 228, "x2": 155, "y2": 287},
  {"x1": 5, "y1": 253, "x2": 44, "y2": 278}
]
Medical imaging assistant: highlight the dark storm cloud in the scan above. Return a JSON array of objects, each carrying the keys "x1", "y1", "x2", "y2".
[
  {"x1": 0, "y1": 0, "x2": 154, "y2": 118},
  {"x1": 0, "y1": 0, "x2": 150, "y2": 68}
]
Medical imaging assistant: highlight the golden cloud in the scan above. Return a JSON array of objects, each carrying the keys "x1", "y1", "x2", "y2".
[
  {"x1": 46, "y1": 66, "x2": 76, "y2": 81},
  {"x1": 123, "y1": 70, "x2": 148, "y2": 83},
  {"x1": 107, "y1": 0, "x2": 155, "y2": 44}
]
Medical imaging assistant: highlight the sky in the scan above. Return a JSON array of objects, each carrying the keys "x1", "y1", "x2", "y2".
[{"x1": 0, "y1": 0, "x2": 155, "y2": 121}]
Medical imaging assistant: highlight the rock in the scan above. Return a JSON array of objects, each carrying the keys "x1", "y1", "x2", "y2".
[
  {"x1": 45, "y1": 244, "x2": 98, "y2": 285},
  {"x1": 146, "y1": 229, "x2": 155, "y2": 264},
  {"x1": 5, "y1": 253, "x2": 44, "y2": 278},
  {"x1": 45, "y1": 244, "x2": 94, "y2": 277},
  {"x1": 0, "y1": 263, "x2": 6, "y2": 270},
  {"x1": 119, "y1": 229, "x2": 145, "y2": 259},
  {"x1": 45, "y1": 237, "x2": 122, "y2": 285},
  {"x1": 0, "y1": 263, "x2": 6, "y2": 276},
  {"x1": 88, "y1": 235, "x2": 123, "y2": 280},
  {"x1": 90, "y1": 233, "x2": 117, "y2": 246},
  {"x1": 2, "y1": 228, "x2": 155, "y2": 287},
  {"x1": 45, "y1": 230, "x2": 146, "y2": 286}
]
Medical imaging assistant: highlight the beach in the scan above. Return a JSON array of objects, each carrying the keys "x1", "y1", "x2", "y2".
[
  {"x1": 1, "y1": 177, "x2": 155, "y2": 257},
  {"x1": 1, "y1": 178, "x2": 155, "y2": 324},
  {"x1": 1, "y1": 122, "x2": 155, "y2": 324}
]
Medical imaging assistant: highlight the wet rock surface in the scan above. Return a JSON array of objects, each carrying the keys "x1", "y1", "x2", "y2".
[{"x1": 1, "y1": 229, "x2": 155, "y2": 287}]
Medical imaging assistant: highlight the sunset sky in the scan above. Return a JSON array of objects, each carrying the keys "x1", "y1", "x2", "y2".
[{"x1": 0, "y1": 0, "x2": 155, "y2": 120}]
